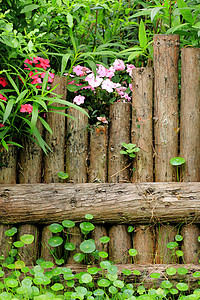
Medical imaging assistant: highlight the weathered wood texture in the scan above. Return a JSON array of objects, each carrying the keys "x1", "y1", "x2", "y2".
[
  {"x1": 180, "y1": 48, "x2": 200, "y2": 181},
  {"x1": 44, "y1": 75, "x2": 67, "y2": 183},
  {"x1": 41, "y1": 225, "x2": 55, "y2": 262},
  {"x1": 133, "y1": 225, "x2": 155, "y2": 264},
  {"x1": 131, "y1": 67, "x2": 153, "y2": 182},
  {"x1": 0, "y1": 182, "x2": 200, "y2": 224},
  {"x1": 154, "y1": 34, "x2": 179, "y2": 182},
  {"x1": 18, "y1": 121, "x2": 43, "y2": 183},
  {"x1": 108, "y1": 102, "x2": 131, "y2": 183},
  {"x1": 0, "y1": 146, "x2": 17, "y2": 184},
  {"x1": 108, "y1": 225, "x2": 132, "y2": 264},
  {"x1": 155, "y1": 224, "x2": 178, "y2": 264},
  {"x1": 17, "y1": 224, "x2": 39, "y2": 265},
  {"x1": 181, "y1": 224, "x2": 200, "y2": 264},
  {"x1": 89, "y1": 125, "x2": 108, "y2": 183},
  {"x1": 0, "y1": 225, "x2": 13, "y2": 258},
  {"x1": 66, "y1": 108, "x2": 89, "y2": 183}
]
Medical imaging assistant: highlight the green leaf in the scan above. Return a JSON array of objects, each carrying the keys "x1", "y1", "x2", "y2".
[
  {"x1": 166, "y1": 267, "x2": 176, "y2": 276},
  {"x1": 177, "y1": 0, "x2": 194, "y2": 24},
  {"x1": 161, "y1": 280, "x2": 172, "y2": 289},
  {"x1": 128, "y1": 51, "x2": 143, "y2": 61},
  {"x1": 177, "y1": 267, "x2": 188, "y2": 275},
  {"x1": 16, "y1": 90, "x2": 28, "y2": 103},
  {"x1": 170, "y1": 157, "x2": 185, "y2": 166},
  {"x1": 139, "y1": 19, "x2": 147, "y2": 49},
  {"x1": 13, "y1": 241, "x2": 24, "y2": 248},
  {"x1": 61, "y1": 54, "x2": 71, "y2": 76},
  {"x1": 30, "y1": 102, "x2": 38, "y2": 133},
  {"x1": 6, "y1": 278, "x2": 18, "y2": 288},
  {"x1": 49, "y1": 223, "x2": 63, "y2": 233},
  {"x1": 176, "y1": 282, "x2": 189, "y2": 291},
  {"x1": 3, "y1": 99, "x2": 15, "y2": 123},
  {"x1": 58, "y1": 171, "x2": 69, "y2": 179},
  {"x1": 85, "y1": 214, "x2": 93, "y2": 220},
  {"x1": 42, "y1": 71, "x2": 49, "y2": 96},
  {"x1": 38, "y1": 116, "x2": 53, "y2": 135},
  {"x1": 62, "y1": 220, "x2": 75, "y2": 228},
  {"x1": 98, "y1": 279, "x2": 110, "y2": 287},
  {"x1": 80, "y1": 222, "x2": 95, "y2": 232},
  {"x1": 80, "y1": 240, "x2": 96, "y2": 253},
  {"x1": 48, "y1": 236, "x2": 63, "y2": 247},
  {"x1": 151, "y1": 6, "x2": 163, "y2": 22},
  {"x1": 129, "y1": 249, "x2": 137, "y2": 256},
  {"x1": 5, "y1": 227, "x2": 17, "y2": 236},
  {"x1": 21, "y1": 4, "x2": 40, "y2": 13},
  {"x1": 67, "y1": 13, "x2": 73, "y2": 28},
  {"x1": 73, "y1": 253, "x2": 85, "y2": 262},
  {"x1": 99, "y1": 236, "x2": 110, "y2": 244},
  {"x1": 41, "y1": 261, "x2": 54, "y2": 268},
  {"x1": 20, "y1": 234, "x2": 34, "y2": 245},
  {"x1": 166, "y1": 242, "x2": 178, "y2": 249},
  {"x1": 65, "y1": 242, "x2": 76, "y2": 251}
]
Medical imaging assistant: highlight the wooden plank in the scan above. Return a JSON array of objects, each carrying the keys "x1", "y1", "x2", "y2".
[
  {"x1": 66, "y1": 108, "x2": 89, "y2": 183},
  {"x1": 131, "y1": 67, "x2": 153, "y2": 182},
  {"x1": 0, "y1": 146, "x2": 17, "y2": 184},
  {"x1": 181, "y1": 224, "x2": 200, "y2": 264},
  {"x1": 108, "y1": 102, "x2": 131, "y2": 183},
  {"x1": 180, "y1": 48, "x2": 200, "y2": 181},
  {"x1": 154, "y1": 34, "x2": 179, "y2": 181},
  {"x1": 89, "y1": 125, "x2": 108, "y2": 183},
  {"x1": 44, "y1": 75, "x2": 67, "y2": 183},
  {"x1": 0, "y1": 182, "x2": 200, "y2": 224}
]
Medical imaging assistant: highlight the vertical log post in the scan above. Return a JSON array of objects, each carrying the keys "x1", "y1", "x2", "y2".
[
  {"x1": 67, "y1": 226, "x2": 82, "y2": 264},
  {"x1": 17, "y1": 224, "x2": 39, "y2": 265},
  {"x1": 0, "y1": 146, "x2": 17, "y2": 184},
  {"x1": 155, "y1": 224, "x2": 178, "y2": 264},
  {"x1": 66, "y1": 108, "x2": 89, "y2": 183},
  {"x1": 131, "y1": 67, "x2": 153, "y2": 182},
  {"x1": 108, "y1": 103, "x2": 131, "y2": 263},
  {"x1": 154, "y1": 34, "x2": 179, "y2": 182},
  {"x1": 133, "y1": 225, "x2": 155, "y2": 264},
  {"x1": 40, "y1": 225, "x2": 55, "y2": 262},
  {"x1": 108, "y1": 225, "x2": 132, "y2": 264},
  {"x1": 180, "y1": 48, "x2": 200, "y2": 181},
  {"x1": 18, "y1": 121, "x2": 43, "y2": 183},
  {"x1": 44, "y1": 75, "x2": 67, "y2": 183},
  {"x1": 181, "y1": 224, "x2": 200, "y2": 264},
  {"x1": 0, "y1": 146, "x2": 17, "y2": 261},
  {"x1": 108, "y1": 102, "x2": 131, "y2": 183},
  {"x1": 89, "y1": 125, "x2": 108, "y2": 183},
  {"x1": 91, "y1": 225, "x2": 108, "y2": 264}
]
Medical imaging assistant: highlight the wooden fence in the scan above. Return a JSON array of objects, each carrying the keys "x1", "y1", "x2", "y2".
[{"x1": 0, "y1": 35, "x2": 200, "y2": 285}]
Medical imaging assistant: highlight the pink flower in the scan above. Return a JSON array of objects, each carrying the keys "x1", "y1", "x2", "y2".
[
  {"x1": 0, "y1": 77, "x2": 8, "y2": 87},
  {"x1": 35, "y1": 57, "x2": 50, "y2": 70},
  {"x1": 24, "y1": 59, "x2": 33, "y2": 70},
  {"x1": 97, "y1": 64, "x2": 109, "y2": 77},
  {"x1": 0, "y1": 94, "x2": 7, "y2": 101},
  {"x1": 129, "y1": 83, "x2": 133, "y2": 92},
  {"x1": 101, "y1": 79, "x2": 116, "y2": 93},
  {"x1": 73, "y1": 95, "x2": 85, "y2": 105},
  {"x1": 73, "y1": 65, "x2": 90, "y2": 76},
  {"x1": 113, "y1": 59, "x2": 125, "y2": 71},
  {"x1": 41, "y1": 71, "x2": 54, "y2": 83},
  {"x1": 97, "y1": 116, "x2": 108, "y2": 124},
  {"x1": 0, "y1": 123, "x2": 5, "y2": 128},
  {"x1": 20, "y1": 104, "x2": 33, "y2": 114},
  {"x1": 126, "y1": 64, "x2": 136, "y2": 76},
  {"x1": 85, "y1": 73, "x2": 103, "y2": 88}
]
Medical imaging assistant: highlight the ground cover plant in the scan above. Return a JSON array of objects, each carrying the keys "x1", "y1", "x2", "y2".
[{"x1": 1, "y1": 215, "x2": 200, "y2": 299}]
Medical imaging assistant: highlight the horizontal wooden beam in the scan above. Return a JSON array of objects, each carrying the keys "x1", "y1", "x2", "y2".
[{"x1": 0, "y1": 182, "x2": 200, "y2": 224}]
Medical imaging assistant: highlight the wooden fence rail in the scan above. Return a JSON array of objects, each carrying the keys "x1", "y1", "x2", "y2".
[{"x1": 0, "y1": 35, "x2": 200, "y2": 271}]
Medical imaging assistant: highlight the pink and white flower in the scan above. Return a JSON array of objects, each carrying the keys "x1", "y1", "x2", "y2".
[
  {"x1": 97, "y1": 116, "x2": 108, "y2": 124},
  {"x1": 20, "y1": 104, "x2": 33, "y2": 114},
  {"x1": 0, "y1": 94, "x2": 7, "y2": 101},
  {"x1": 126, "y1": 64, "x2": 136, "y2": 76},
  {"x1": 73, "y1": 95, "x2": 85, "y2": 105},
  {"x1": 113, "y1": 59, "x2": 125, "y2": 71},
  {"x1": 85, "y1": 73, "x2": 103, "y2": 88}
]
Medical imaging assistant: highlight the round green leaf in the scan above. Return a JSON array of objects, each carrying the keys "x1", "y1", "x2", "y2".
[
  {"x1": 109, "y1": 286, "x2": 118, "y2": 294},
  {"x1": 81, "y1": 274, "x2": 93, "y2": 283},
  {"x1": 75, "y1": 286, "x2": 87, "y2": 295},
  {"x1": 161, "y1": 280, "x2": 172, "y2": 289},
  {"x1": 73, "y1": 253, "x2": 85, "y2": 262},
  {"x1": 15, "y1": 260, "x2": 25, "y2": 269},
  {"x1": 85, "y1": 214, "x2": 93, "y2": 220},
  {"x1": 176, "y1": 250, "x2": 183, "y2": 257},
  {"x1": 107, "y1": 265, "x2": 118, "y2": 275},
  {"x1": 175, "y1": 235, "x2": 183, "y2": 242},
  {"x1": 99, "y1": 236, "x2": 110, "y2": 244},
  {"x1": 20, "y1": 234, "x2": 34, "y2": 245},
  {"x1": 66, "y1": 280, "x2": 75, "y2": 287},
  {"x1": 5, "y1": 278, "x2": 18, "y2": 288},
  {"x1": 99, "y1": 251, "x2": 108, "y2": 258},
  {"x1": 49, "y1": 223, "x2": 63, "y2": 233},
  {"x1": 80, "y1": 222, "x2": 95, "y2": 232},
  {"x1": 129, "y1": 249, "x2": 137, "y2": 256},
  {"x1": 21, "y1": 278, "x2": 32, "y2": 287},
  {"x1": 41, "y1": 261, "x2": 54, "y2": 268},
  {"x1": 170, "y1": 157, "x2": 185, "y2": 166},
  {"x1": 51, "y1": 283, "x2": 64, "y2": 291},
  {"x1": 166, "y1": 267, "x2": 176, "y2": 276},
  {"x1": 100, "y1": 261, "x2": 111, "y2": 269},
  {"x1": 166, "y1": 242, "x2": 178, "y2": 249},
  {"x1": 177, "y1": 267, "x2": 188, "y2": 275},
  {"x1": 80, "y1": 240, "x2": 95, "y2": 253},
  {"x1": 121, "y1": 269, "x2": 132, "y2": 276},
  {"x1": 169, "y1": 288, "x2": 178, "y2": 295},
  {"x1": 21, "y1": 266, "x2": 30, "y2": 273},
  {"x1": 127, "y1": 226, "x2": 134, "y2": 233},
  {"x1": 98, "y1": 279, "x2": 110, "y2": 287},
  {"x1": 5, "y1": 227, "x2": 17, "y2": 237},
  {"x1": 13, "y1": 241, "x2": 24, "y2": 248},
  {"x1": 176, "y1": 282, "x2": 189, "y2": 291},
  {"x1": 87, "y1": 267, "x2": 100, "y2": 274},
  {"x1": 62, "y1": 220, "x2": 75, "y2": 228},
  {"x1": 133, "y1": 269, "x2": 141, "y2": 275},
  {"x1": 113, "y1": 280, "x2": 124, "y2": 289},
  {"x1": 55, "y1": 258, "x2": 65, "y2": 265},
  {"x1": 150, "y1": 272, "x2": 161, "y2": 279},
  {"x1": 193, "y1": 272, "x2": 200, "y2": 278},
  {"x1": 58, "y1": 172, "x2": 69, "y2": 179},
  {"x1": 48, "y1": 236, "x2": 63, "y2": 247},
  {"x1": 93, "y1": 289, "x2": 104, "y2": 296},
  {"x1": 64, "y1": 242, "x2": 76, "y2": 251}
]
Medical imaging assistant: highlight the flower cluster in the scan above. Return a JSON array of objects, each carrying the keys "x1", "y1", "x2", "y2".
[{"x1": 66, "y1": 59, "x2": 135, "y2": 124}]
